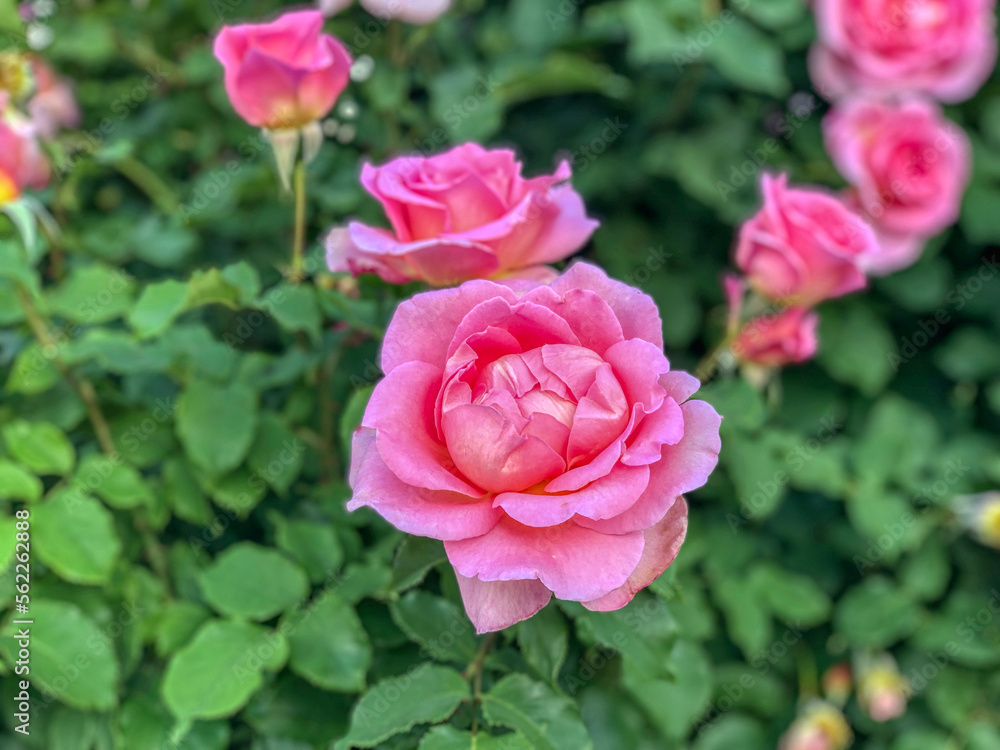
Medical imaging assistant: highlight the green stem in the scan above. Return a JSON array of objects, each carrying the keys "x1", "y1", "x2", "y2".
[
  {"x1": 114, "y1": 156, "x2": 179, "y2": 214},
  {"x1": 464, "y1": 632, "x2": 498, "y2": 737},
  {"x1": 290, "y1": 160, "x2": 307, "y2": 282},
  {"x1": 17, "y1": 286, "x2": 116, "y2": 456}
]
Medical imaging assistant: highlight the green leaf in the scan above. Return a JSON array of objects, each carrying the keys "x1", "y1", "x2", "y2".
[
  {"x1": 818, "y1": 299, "x2": 898, "y2": 396},
  {"x1": 517, "y1": 604, "x2": 568, "y2": 685},
  {"x1": 247, "y1": 413, "x2": 304, "y2": 495},
  {"x1": 390, "y1": 590, "x2": 479, "y2": 663},
  {"x1": 694, "y1": 714, "x2": 768, "y2": 750},
  {"x1": 5, "y1": 342, "x2": 60, "y2": 395},
  {"x1": 163, "y1": 457, "x2": 214, "y2": 525},
  {"x1": 274, "y1": 518, "x2": 344, "y2": 584},
  {"x1": 0, "y1": 600, "x2": 120, "y2": 710},
  {"x1": 707, "y1": 19, "x2": 789, "y2": 97},
  {"x1": 245, "y1": 674, "x2": 353, "y2": 748},
  {"x1": 47, "y1": 264, "x2": 135, "y2": 323},
  {"x1": 73, "y1": 453, "x2": 154, "y2": 509},
  {"x1": 128, "y1": 280, "x2": 190, "y2": 340},
  {"x1": 33, "y1": 489, "x2": 122, "y2": 584},
  {"x1": 899, "y1": 537, "x2": 951, "y2": 602},
  {"x1": 748, "y1": 563, "x2": 832, "y2": 626},
  {"x1": 155, "y1": 601, "x2": 213, "y2": 657},
  {"x1": 389, "y1": 537, "x2": 446, "y2": 594},
  {"x1": 336, "y1": 664, "x2": 469, "y2": 749},
  {"x1": 481, "y1": 674, "x2": 592, "y2": 750},
  {"x1": 419, "y1": 726, "x2": 532, "y2": 750},
  {"x1": 175, "y1": 380, "x2": 259, "y2": 476},
  {"x1": 713, "y1": 578, "x2": 773, "y2": 658},
  {"x1": 198, "y1": 542, "x2": 309, "y2": 621},
  {"x1": 283, "y1": 593, "x2": 372, "y2": 692},
  {"x1": 622, "y1": 640, "x2": 712, "y2": 740},
  {"x1": 0, "y1": 459, "x2": 43, "y2": 502},
  {"x1": 266, "y1": 283, "x2": 322, "y2": 343},
  {"x1": 162, "y1": 619, "x2": 288, "y2": 721},
  {"x1": 834, "y1": 577, "x2": 920, "y2": 648},
  {"x1": 2, "y1": 419, "x2": 75, "y2": 475}
]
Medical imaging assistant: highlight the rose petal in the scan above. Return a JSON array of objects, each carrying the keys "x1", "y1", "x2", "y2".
[{"x1": 454, "y1": 573, "x2": 552, "y2": 634}]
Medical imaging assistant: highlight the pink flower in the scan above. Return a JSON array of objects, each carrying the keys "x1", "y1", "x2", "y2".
[
  {"x1": 346, "y1": 262, "x2": 721, "y2": 632},
  {"x1": 359, "y1": 0, "x2": 452, "y2": 24},
  {"x1": 327, "y1": 143, "x2": 599, "y2": 286},
  {"x1": 0, "y1": 111, "x2": 50, "y2": 204},
  {"x1": 732, "y1": 307, "x2": 819, "y2": 367},
  {"x1": 809, "y1": 0, "x2": 997, "y2": 103},
  {"x1": 824, "y1": 96, "x2": 970, "y2": 274},
  {"x1": 213, "y1": 11, "x2": 352, "y2": 130},
  {"x1": 735, "y1": 173, "x2": 879, "y2": 306},
  {"x1": 27, "y1": 56, "x2": 81, "y2": 139}
]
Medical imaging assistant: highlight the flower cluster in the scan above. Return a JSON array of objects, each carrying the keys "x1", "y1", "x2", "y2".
[
  {"x1": 718, "y1": 0, "x2": 993, "y2": 378},
  {"x1": 211, "y1": 8, "x2": 720, "y2": 632}
]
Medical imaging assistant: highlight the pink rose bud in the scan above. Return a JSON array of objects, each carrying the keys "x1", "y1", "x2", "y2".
[
  {"x1": 359, "y1": 0, "x2": 451, "y2": 24},
  {"x1": 824, "y1": 96, "x2": 970, "y2": 275},
  {"x1": 213, "y1": 11, "x2": 352, "y2": 130},
  {"x1": 731, "y1": 307, "x2": 819, "y2": 368},
  {"x1": 821, "y1": 662, "x2": 853, "y2": 706},
  {"x1": 27, "y1": 55, "x2": 81, "y2": 140},
  {"x1": 327, "y1": 143, "x2": 599, "y2": 286},
  {"x1": 346, "y1": 262, "x2": 722, "y2": 632},
  {"x1": 857, "y1": 655, "x2": 909, "y2": 723},
  {"x1": 735, "y1": 173, "x2": 879, "y2": 306},
  {"x1": 779, "y1": 701, "x2": 853, "y2": 750},
  {"x1": 809, "y1": 0, "x2": 997, "y2": 103},
  {"x1": 0, "y1": 111, "x2": 51, "y2": 204}
]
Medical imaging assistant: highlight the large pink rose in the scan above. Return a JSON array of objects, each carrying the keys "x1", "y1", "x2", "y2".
[
  {"x1": 213, "y1": 11, "x2": 352, "y2": 129},
  {"x1": 0, "y1": 110, "x2": 50, "y2": 204},
  {"x1": 735, "y1": 174, "x2": 879, "y2": 306},
  {"x1": 809, "y1": 0, "x2": 997, "y2": 103},
  {"x1": 326, "y1": 143, "x2": 599, "y2": 286},
  {"x1": 824, "y1": 95, "x2": 970, "y2": 274},
  {"x1": 732, "y1": 307, "x2": 819, "y2": 367},
  {"x1": 346, "y1": 262, "x2": 721, "y2": 632}
]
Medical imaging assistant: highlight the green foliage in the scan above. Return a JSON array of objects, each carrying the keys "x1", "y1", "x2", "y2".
[{"x1": 0, "y1": 1, "x2": 998, "y2": 748}]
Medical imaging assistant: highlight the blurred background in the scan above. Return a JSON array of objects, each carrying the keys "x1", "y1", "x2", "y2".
[{"x1": 1, "y1": 0, "x2": 999, "y2": 748}]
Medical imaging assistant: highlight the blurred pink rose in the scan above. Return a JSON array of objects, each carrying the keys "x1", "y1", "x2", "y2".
[
  {"x1": 27, "y1": 56, "x2": 81, "y2": 139},
  {"x1": 347, "y1": 262, "x2": 721, "y2": 632},
  {"x1": 327, "y1": 143, "x2": 599, "y2": 286},
  {"x1": 213, "y1": 10, "x2": 352, "y2": 129},
  {"x1": 360, "y1": 0, "x2": 451, "y2": 24},
  {"x1": 824, "y1": 96, "x2": 969, "y2": 274},
  {"x1": 0, "y1": 113, "x2": 50, "y2": 203},
  {"x1": 735, "y1": 173, "x2": 879, "y2": 306},
  {"x1": 809, "y1": 0, "x2": 997, "y2": 103},
  {"x1": 732, "y1": 307, "x2": 819, "y2": 367}
]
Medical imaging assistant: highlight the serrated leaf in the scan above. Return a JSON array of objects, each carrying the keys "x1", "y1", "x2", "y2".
[
  {"x1": 175, "y1": 380, "x2": 259, "y2": 476},
  {"x1": 283, "y1": 593, "x2": 371, "y2": 692},
  {"x1": 481, "y1": 674, "x2": 592, "y2": 750},
  {"x1": 33, "y1": 489, "x2": 122, "y2": 584},
  {"x1": 2, "y1": 419, "x2": 75, "y2": 475},
  {"x1": 198, "y1": 542, "x2": 309, "y2": 621},
  {"x1": 390, "y1": 590, "x2": 479, "y2": 663}
]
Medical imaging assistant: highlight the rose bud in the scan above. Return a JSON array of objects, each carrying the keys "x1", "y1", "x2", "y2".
[
  {"x1": 346, "y1": 262, "x2": 721, "y2": 632},
  {"x1": 327, "y1": 143, "x2": 599, "y2": 286},
  {"x1": 735, "y1": 173, "x2": 879, "y2": 307},
  {"x1": 779, "y1": 701, "x2": 853, "y2": 750},
  {"x1": 857, "y1": 654, "x2": 909, "y2": 722},
  {"x1": 824, "y1": 96, "x2": 970, "y2": 275},
  {"x1": 821, "y1": 662, "x2": 853, "y2": 707},
  {"x1": 731, "y1": 307, "x2": 819, "y2": 368},
  {"x1": 213, "y1": 10, "x2": 352, "y2": 187},
  {"x1": 809, "y1": 0, "x2": 997, "y2": 103},
  {"x1": 26, "y1": 55, "x2": 81, "y2": 139}
]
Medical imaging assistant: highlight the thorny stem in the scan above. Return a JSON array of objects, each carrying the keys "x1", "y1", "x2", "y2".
[
  {"x1": 464, "y1": 631, "x2": 498, "y2": 737},
  {"x1": 17, "y1": 286, "x2": 115, "y2": 455}
]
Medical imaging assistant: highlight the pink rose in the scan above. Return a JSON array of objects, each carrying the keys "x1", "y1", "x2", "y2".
[
  {"x1": 809, "y1": 0, "x2": 997, "y2": 103},
  {"x1": 347, "y1": 262, "x2": 721, "y2": 632},
  {"x1": 27, "y1": 56, "x2": 81, "y2": 140},
  {"x1": 213, "y1": 11, "x2": 352, "y2": 129},
  {"x1": 360, "y1": 0, "x2": 451, "y2": 23},
  {"x1": 327, "y1": 143, "x2": 599, "y2": 286},
  {"x1": 732, "y1": 307, "x2": 819, "y2": 367},
  {"x1": 735, "y1": 173, "x2": 879, "y2": 306},
  {"x1": 0, "y1": 111, "x2": 50, "y2": 203},
  {"x1": 824, "y1": 96, "x2": 970, "y2": 274}
]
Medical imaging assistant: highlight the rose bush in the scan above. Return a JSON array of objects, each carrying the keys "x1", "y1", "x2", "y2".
[
  {"x1": 346, "y1": 262, "x2": 721, "y2": 631},
  {"x1": 327, "y1": 143, "x2": 598, "y2": 285}
]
